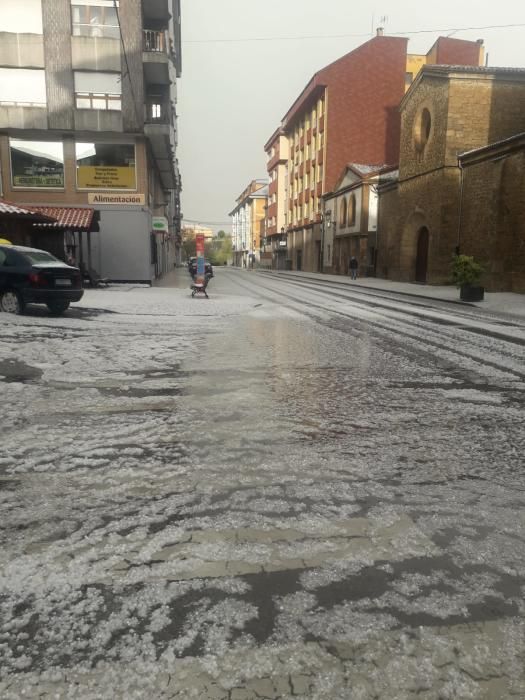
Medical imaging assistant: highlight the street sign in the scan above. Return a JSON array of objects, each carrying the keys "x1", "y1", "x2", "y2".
[
  {"x1": 196, "y1": 233, "x2": 205, "y2": 283},
  {"x1": 152, "y1": 216, "x2": 169, "y2": 233}
]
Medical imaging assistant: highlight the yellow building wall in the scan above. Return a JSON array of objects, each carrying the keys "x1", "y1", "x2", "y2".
[
  {"x1": 406, "y1": 43, "x2": 484, "y2": 92},
  {"x1": 252, "y1": 198, "x2": 267, "y2": 250},
  {"x1": 406, "y1": 54, "x2": 427, "y2": 87}
]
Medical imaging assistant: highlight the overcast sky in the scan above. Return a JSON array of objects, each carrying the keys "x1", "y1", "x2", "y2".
[{"x1": 177, "y1": 0, "x2": 525, "y2": 232}]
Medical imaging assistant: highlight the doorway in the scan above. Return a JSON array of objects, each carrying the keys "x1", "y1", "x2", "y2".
[
  {"x1": 296, "y1": 250, "x2": 302, "y2": 271},
  {"x1": 415, "y1": 227, "x2": 429, "y2": 283}
]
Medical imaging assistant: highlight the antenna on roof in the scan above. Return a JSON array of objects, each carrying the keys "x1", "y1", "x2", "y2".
[{"x1": 376, "y1": 16, "x2": 388, "y2": 36}]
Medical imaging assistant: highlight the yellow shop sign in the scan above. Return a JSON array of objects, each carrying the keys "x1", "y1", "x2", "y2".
[{"x1": 77, "y1": 166, "x2": 135, "y2": 189}]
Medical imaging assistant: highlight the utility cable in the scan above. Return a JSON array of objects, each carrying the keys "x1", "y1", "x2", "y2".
[
  {"x1": 113, "y1": 0, "x2": 143, "y2": 127},
  {"x1": 183, "y1": 22, "x2": 525, "y2": 44}
]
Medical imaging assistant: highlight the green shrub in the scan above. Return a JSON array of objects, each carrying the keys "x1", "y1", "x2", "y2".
[{"x1": 451, "y1": 255, "x2": 484, "y2": 287}]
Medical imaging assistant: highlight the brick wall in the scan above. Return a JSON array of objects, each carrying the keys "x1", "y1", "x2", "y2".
[
  {"x1": 376, "y1": 184, "x2": 400, "y2": 278},
  {"x1": 323, "y1": 36, "x2": 408, "y2": 192},
  {"x1": 399, "y1": 77, "x2": 450, "y2": 179},
  {"x1": 460, "y1": 149, "x2": 525, "y2": 293},
  {"x1": 435, "y1": 37, "x2": 483, "y2": 66},
  {"x1": 378, "y1": 168, "x2": 462, "y2": 285},
  {"x1": 446, "y1": 76, "x2": 525, "y2": 163}
]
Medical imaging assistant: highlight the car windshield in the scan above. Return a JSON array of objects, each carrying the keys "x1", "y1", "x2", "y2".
[{"x1": 24, "y1": 251, "x2": 61, "y2": 264}]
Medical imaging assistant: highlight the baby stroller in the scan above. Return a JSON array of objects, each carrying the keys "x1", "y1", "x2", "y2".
[{"x1": 190, "y1": 272, "x2": 213, "y2": 298}]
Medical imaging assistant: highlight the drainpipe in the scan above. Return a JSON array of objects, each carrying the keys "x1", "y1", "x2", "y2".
[
  {"x1": 456, "y1": 159, "x2": 464, "y2": 256},
  {"x1": 320, "y1": 200, "x2": 325, "y2": 273}
]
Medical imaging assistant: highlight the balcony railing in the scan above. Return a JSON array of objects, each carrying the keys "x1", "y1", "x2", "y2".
[
  {"x1": 0, "y1": 101, "x2": 46, "y2": 108},
  {"x1": 143, "y1": 29, "x2": 167, "y2": 53}
]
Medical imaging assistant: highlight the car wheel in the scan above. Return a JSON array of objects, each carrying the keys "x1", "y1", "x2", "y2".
[
  {"x1": 0, "y1": 290, "x2": 25, "y2": 314},
  {"x1": 46, "y1": 301, "x2": 70, "y2": 315}
]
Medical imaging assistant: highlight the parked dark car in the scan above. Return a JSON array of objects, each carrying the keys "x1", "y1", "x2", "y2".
[{"x1": 0, "y1": 244, "x2": 84, "y2": 315}]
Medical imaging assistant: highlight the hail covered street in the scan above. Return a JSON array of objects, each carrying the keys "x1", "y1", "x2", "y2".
[{"x1": 1, "y1": 268, "x2": 524, "y2": 699}]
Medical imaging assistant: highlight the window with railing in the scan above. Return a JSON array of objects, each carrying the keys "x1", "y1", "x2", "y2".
[
  {"x1": 71, "y1": 1, "x2": 120, "y2": 39},
  {"x1": 74, "y1": 71, "x2": 121, "y2": 110},
  {"x1": 75, "y1": 92, "x2": 121, "y2": 110},
  {"x1": 145, "y1": 100, "x2": 170, "y2": 123},
  {"x1": 143, "y1": 29, "x2": 166, "y2": 52}
]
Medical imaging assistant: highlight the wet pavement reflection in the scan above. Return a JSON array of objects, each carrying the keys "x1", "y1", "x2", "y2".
[{"x1": 1, "y1": 269, "x2": 524, "y2": 698}]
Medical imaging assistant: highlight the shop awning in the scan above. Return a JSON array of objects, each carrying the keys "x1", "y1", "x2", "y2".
[
  {"x1": 0, "y1": 199, "x2": 56, "y2": 223},
  {"x1": 32, "y1": 206, "x2": 95, "y2": 231}
]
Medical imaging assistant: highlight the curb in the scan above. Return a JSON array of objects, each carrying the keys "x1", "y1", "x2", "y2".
[{"x1": 256, "y1": 269, "x2": 476, "y2": 308}]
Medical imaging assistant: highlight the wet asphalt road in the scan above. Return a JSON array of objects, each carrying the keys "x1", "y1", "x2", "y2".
[{"x1": 1, "y1": 268, "x2": 524, "y2": 699}]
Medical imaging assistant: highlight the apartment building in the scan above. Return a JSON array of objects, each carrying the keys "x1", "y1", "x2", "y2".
[
  {"x1": 264, "y1": 128, "x2": 289, "y2": 269},
  {"x1": 0, "y1": 0, "x2": 182, "y2": 282},
  {"x1": 229, "y1": 180, "x2": 268, "y2": 268},
  {"x1": 265, "y1": 32, "x2": 484, "y2": 273}
]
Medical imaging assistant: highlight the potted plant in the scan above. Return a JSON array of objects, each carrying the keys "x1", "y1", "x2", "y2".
[{"x1": 451, "y1": 254, "x2": 485, "y2": 302}]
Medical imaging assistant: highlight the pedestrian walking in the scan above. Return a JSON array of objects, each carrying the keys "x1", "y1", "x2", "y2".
[{"x1": 349, "y1": 256, "x2": 359, "y2": 280}]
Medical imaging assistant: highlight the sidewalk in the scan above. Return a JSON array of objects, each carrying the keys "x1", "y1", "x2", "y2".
[
  {"x1": 153, "y1": 266, "x2": 188, "y2": 289},
  {"x1": 260, "y1": 269, "x2": 525, "y2": 321}
]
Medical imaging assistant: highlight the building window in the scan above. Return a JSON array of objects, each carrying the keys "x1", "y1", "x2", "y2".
[
  {"x1": 71, "y1": 1, "x2": 120, "y2": 39},
  {"x1": 2, "y1": 0, "x2": 43, "y2": 34},
  {"x1": 74, "y1": 71, "x2": 121, "y2": 110},
  {"x1": 10, "y1": 139, "x2": 64, "y2": 189},
  {"x1": 76, "y1": 142, "x2": 136, "y2": 189},
  {"x1": 348, "y1": 193, "x2": 357, "y2": 227},
  {"x1": 0, "y1": 68, "x2": 46, "y2": 107},
  {"x1": 339, "y1": 197, "x2": 347, "y2": 227}
]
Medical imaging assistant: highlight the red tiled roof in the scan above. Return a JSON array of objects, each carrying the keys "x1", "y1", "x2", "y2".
[
  {"x1": 32, "y1": 206, "x2": 95, "y2": 231},
  {"x1": 0, "y1": 199, "x2": 55, "y2": 221}
]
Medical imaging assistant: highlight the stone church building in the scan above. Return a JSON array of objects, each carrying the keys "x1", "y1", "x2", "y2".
[{"x1": 377, "y1": 65, "x2": 525, "y2": 292}]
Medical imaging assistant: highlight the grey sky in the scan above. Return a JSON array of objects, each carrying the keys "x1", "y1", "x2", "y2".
[{"x1": 177, "y1": 0, "x2": 525, "y2": 232}]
